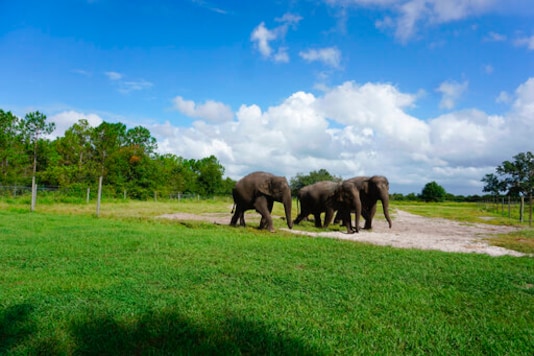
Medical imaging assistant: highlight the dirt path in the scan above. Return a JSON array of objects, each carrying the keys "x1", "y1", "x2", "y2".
[{"x1": 159, "y1": 210, "x2": 527, "y2": 257}]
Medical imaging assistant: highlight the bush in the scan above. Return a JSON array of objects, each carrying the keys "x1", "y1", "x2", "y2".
[{"x1": 421, "y1": 181, "x2": 447, "y2": 202}]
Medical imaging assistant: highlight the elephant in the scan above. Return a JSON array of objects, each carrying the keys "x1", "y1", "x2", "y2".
[
  {"x1": 338, "y1": 175, "x2": 393, "y2": 233},
  {"x1": 231, "y1": 192, "x2": 273, "y2": 229},
  {"x1": 293, "y1": 181, "x2": 343, "y2": 228},
  {"x1": 230, "y1": 171, "x2": 293, "y2": 232}
]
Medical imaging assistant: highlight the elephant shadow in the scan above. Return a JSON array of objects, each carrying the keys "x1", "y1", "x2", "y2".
[
  {"x1": 0, "y1": 303, "x2": 37, "y2": 354},
  {"x1": 11, "y1": 308, "x2": 324, "y2": 355}
]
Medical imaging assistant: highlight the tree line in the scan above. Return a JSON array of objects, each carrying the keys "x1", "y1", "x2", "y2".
[
  {"x1": 2, "y1": 109, "x2": 532, "y2": 207},
  {"x1": 0, "y1": 109, "x2": 234, "y2": 199}
]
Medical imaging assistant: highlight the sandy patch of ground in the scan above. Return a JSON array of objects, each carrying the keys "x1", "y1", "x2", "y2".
[{"x1": 159, "y1": 210, "x2": 528, "y2": 257}]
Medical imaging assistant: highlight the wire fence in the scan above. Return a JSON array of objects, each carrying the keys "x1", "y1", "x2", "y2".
[
  {"x1": 478, "y1": 196, "x2": 533, "y2": 225},
  {"x1": 0, "y1": 185, "x2": 201, "y2": 202}
]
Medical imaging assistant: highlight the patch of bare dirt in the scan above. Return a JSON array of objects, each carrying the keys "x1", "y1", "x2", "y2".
[{"x1": 159, "y1": 210, "x2": 528, "y2": 257}]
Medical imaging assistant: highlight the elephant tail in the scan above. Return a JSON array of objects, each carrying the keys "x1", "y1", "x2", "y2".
[{"x1": 231, "y1": 203, "x2": 236, "y2": 214}]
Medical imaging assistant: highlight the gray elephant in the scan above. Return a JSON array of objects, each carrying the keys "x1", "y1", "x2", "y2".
[
  {"x1": 293, "y1": 180, "x2": 342, "y2": 228},
  {"x1": 230, "y1": 171, "x2": 293, "y2": 232},
  {"x1": 231, "y1": 191, "x2": 272, "y2": 229},
  {"x1": 338, "y1": 175, "x2": 393, "y2": 233}
]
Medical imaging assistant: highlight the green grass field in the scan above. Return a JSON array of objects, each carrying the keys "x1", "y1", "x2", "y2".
[{"x1": 1, "y1": 199, "x2": 533, "y2": 354}]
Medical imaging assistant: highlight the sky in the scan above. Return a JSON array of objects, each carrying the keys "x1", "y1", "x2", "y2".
[{"x1": 1, "y1": 0, "x2": 533, "y2": 195}]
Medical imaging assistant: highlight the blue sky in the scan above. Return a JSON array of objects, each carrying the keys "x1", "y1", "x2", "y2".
[{"x1": 1, "y1": 0, "x2": 533, "y2": 194}]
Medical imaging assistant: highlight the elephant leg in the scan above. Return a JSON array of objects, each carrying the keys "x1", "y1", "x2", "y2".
[
  {"x1": 337, "y1": 206, "x2": 358, "y2": 234},
  {"x1": 333, "y1": 210, "x2": 342, "y2": 225},
  {"x1": 294, "y1": 209, "x2": 309, "y2": 225},
  {"x1": 254, "y1": 196, "x2": 274, "y2": 232},
  {"x1": 323, "y1": 208, "x2": 335, "y2": 228},
  {"x1": 313, "y1": 212, "x2": 322, "y2": 227},
  {"x1": 363, "y1": 204, "x2": 376, "y2": 230},
  {"x1": 230, "y1": 206, "x2": 244, "y2": 227},
  {"x1": 239, "y1": 211, "x2": 246, "y2": 227},
  {"x1": 293, "y1": 213, "x2": 305, "y2": 225},
  {"x1": 352, "y1": 201, "x2": 362, "y2": 234},
  {"x1": 259, "y1": 198, "x2": 274, "y2": 229}
]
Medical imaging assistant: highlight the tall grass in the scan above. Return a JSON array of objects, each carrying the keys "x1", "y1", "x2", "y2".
[{"x1": 1, "y1": 208, "x2": 533, "y2": 354}]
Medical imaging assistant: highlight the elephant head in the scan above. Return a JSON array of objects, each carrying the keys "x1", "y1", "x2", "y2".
[
  {"x1": 364, "y1": 175, "x2": 392, "y2": 229},
  {"x1": 258, "y1": 175, "x2": 293, "y2": 229},
  {"x1": 338, "y1": 175, "x2": 392, "y2": 233}
]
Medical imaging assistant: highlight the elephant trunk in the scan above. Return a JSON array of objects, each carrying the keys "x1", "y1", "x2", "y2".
[
  {"x1": 380, "y1": 191, "x2": 392, "y2": 228},
  {"x1": 283, "y1": 194, "x2": 293, "y2": 229}
]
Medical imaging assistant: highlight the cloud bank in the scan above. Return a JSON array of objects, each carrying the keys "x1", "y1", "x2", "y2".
[
  {"x1": 51, "y1": 77, "x2": 533, "y2": 195},
  {"x1": 152, "y1": 78, "x2": 532, "y2": 194}
]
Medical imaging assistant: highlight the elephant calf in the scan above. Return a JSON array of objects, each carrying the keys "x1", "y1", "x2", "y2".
[{"x1": 293, "y1": 181, "x2": 342, "y2": 228}]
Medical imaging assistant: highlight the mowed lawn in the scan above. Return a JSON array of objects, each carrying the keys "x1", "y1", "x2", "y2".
[{"x1": 1, "y1": 201, "x2": 533, "y2": 355}]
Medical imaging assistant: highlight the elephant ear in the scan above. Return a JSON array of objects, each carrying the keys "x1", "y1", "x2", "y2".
[
  {"x1": 258, "y1": 179, "x2": 272, "y2": 196},
  {"x1": 327, "y1": 183, "x2": 341, "y2": 201},
  {"x1": 330, "y1": 183, "x2": 345, "y2": 203}
]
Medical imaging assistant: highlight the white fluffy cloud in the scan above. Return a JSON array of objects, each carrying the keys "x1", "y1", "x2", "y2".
[
  {"x1": 48, "y1": 111, "x2": 103, "y2": 139},
  {"x1": 250, "y1": 13, "x2": 302, "y2": 62},
  {"x1": 299, "y1": 47, "x2": 342, "y2": 68},
  {"x1": 514, "y1": 35, "x2": 534, "y2": 50},
  {"x1": 49, "y1": 78, "x2": 534, "y2": 194},
  {"x1": 105, "y1": 71, "x2": 153, "y2": 94},
  {"x1": 327, "y1": 0, "x2": 501, "y2": 42},
  {"x1": 149, "y1": 78, "x2": 534, "y2": 194},
  {"x1": 173, "y1": 96, "x2": 234, "y2": 123},
  {"x1": 436, "y1": 80, "x2": 468, "y2": 110}
]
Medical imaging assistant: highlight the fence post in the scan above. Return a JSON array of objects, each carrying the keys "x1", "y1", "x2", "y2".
[
  {"x1": 96, "y1": 176, "x2": 103, "y2": 217},
  {"x1": 530, "y1": 194, "x2": 532, "y2": 227},
  {"x1": 31, "y1": 176, "x2": 37, "y2": 212},
  {"x1": 86, "y1": 187, "x2": 90, "y2": 203},
  {"x1": 520, "y1": 196, "x2": 524, "y2": 223}
]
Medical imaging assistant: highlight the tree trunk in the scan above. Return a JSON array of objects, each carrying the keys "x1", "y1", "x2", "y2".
[
  {"x1": 96, "y1": 176, "x2": 103, "y2": 217},
  {"x1": 529, "y1": 194, "x2": 532, "y2": 227}
]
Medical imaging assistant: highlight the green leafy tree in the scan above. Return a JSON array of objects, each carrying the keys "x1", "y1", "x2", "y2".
[
  {"x1": 0, "y1": 110, "x2": 24, "y2": 184},
  {"x1": 126, "y1": 126, "x2": 157, "y2": 156},
  {"x1": 496, "y1": 152, "x2": 534, "y2": 198},
  {"x1": 290, "y1": 169, "x2": 341, "y2": 195},
  {"x1": 91, "y1": 122, "x2": 127, "y2": 177},
  {"x1": 195, "y1": 155, "x2": 225, "y2": 196},
  {"x1": 18, "y1": 111, "x2": 55, "y2": 210},
  {"x1": 494, "y1": 151, "x2": 534, "y2": 224},
  {"x1": 420, "y1": 181, "x2": 446, "y2": 202},
  {"x1": 481, "y1": 173, "x2": 506, "y2": 198},
  {"x1": 19, "y1": 111, "x2": 56, "y2": 177},
  {"x1": 153, "y1": 154, "x2": 187, "y2": 195},
  {"x1": 52, "y1": 119, "x2": 95, "y2": 186}
]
